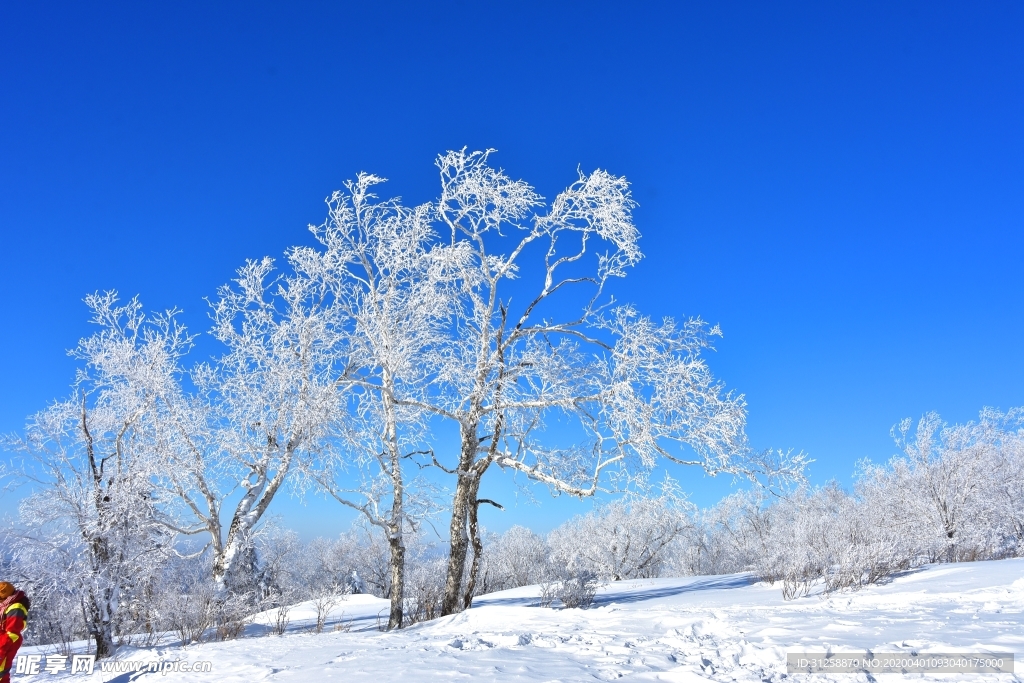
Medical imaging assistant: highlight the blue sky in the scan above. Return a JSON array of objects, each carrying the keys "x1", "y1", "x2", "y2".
[{"x1": 2, "y1": 2, "x2": 1022, "y2": 538}]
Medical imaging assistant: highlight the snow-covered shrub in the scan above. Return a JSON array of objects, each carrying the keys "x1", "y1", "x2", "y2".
[
  {"x1": 556, "y1": 570, "x2": 599, "y2": 609},
  {"x1": 735, "y1": 408, "x2": 1024, "y2": 600},
  {"x1": 338, "y1": 524, "x2": 395, "y2": 599},
  {"x1": 673, "y1": 490, "x2": 774, "y2": 577},
  {"x1": 292, "y1": 536, "x2": 354, "y2": 632},
  {"x1": 537, "y1": 579, "x2": 558, "y2": 608},
  {"x1": 294, "y1": 536, "x2": 354, "y2": 597},
  {"x1": 403, "y1": 553, "x2": 447, "y2": 625},
  {"x1": 755, "y1": 482, "x2": 921, "y2": 598},
  {"x1": 287, "y1": 524, "x2": 446, "y2": 625},
  {"x1": 477, "y1": 526, "x2": 551, "y2": 593},
  {"x1": 549, "y1": 497, "x2": 691, "y2": 581},
  {"x1": 253, "y1": 528, "x2": 304, "y2": 606},
  {"x1": 155, "y1": 557, "x2": 219, "y2": 646}
]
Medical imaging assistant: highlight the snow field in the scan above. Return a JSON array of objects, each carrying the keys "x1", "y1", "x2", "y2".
[{"x1": 32, "y1": 558, "x2": 1024, "y2": 682}]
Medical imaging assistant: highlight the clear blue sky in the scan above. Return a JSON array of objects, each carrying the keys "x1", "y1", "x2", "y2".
[{"x1": 2, "y1": 2, "x2": 1022, "y2": 537}]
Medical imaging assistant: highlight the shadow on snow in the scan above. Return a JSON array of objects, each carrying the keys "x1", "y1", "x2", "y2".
[{"x1": 472, "y1": 573, "x2": 757, "y2": 609}]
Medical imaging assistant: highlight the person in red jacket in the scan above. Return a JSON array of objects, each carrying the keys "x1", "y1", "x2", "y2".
[{"x1": 0, "y1": 583, "x2": 29, "y2": 683}]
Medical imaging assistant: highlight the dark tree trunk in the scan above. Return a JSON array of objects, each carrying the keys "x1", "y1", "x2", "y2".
[
  {"x1": 462, "y1": 478, "x2": 484, "y2": 610},
  {"x1": 387, "y1": 525, "x2": 406, "y2": 629},
  {"x1": 441, "y1": 472, "x2": 473, "y2": 615}
]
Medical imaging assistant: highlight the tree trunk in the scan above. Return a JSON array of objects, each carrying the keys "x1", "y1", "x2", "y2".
[
  {"x1": 86, "y1": 589, "x2": 117, "y2": 659},
  {"x1": 462, "y1": 476, "x2": 484, "y2": 610},
  {"x1": 442, "y1": 422, "x2": 480, "y2": 616},
  {"x1": 380, "y1": 376, "x2": 407, "y2": 630},
  {"x1": 212, "y1": 452, "x2": 286, "y2": 595},
  {"x1": 441, "y1": 470, "x2": 473, "y2": 616},
  {"x1": 93, "y1": 624, "x2": 116, "y2": 660},
  {"x1": 440, "y1": 419, "x2": 479, "y2": 618},
  {"x1": 386, "y1": 500, "x2": 406, "y2": 629},
  {"x1": 212, "y1": 529, "x2": 250, "y2": 595},
  {"x1": 443, "y1": 417, "x2": 501, "y2": 615}
]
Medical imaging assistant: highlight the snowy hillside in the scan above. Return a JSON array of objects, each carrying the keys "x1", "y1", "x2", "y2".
[{"x1": 29, "y1": 558, "x2": 1024, "y2": 682}]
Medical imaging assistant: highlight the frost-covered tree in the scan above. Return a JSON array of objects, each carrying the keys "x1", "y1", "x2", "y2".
[
  {"x1": 548, "y1": 494, "x2": 692, "y2": 581},
  {"x1": 416, "y1": 149, "x2": 789, "y2": 614},
  {"x1": 476, "y1": 525, "x2": 551, "y2": 593},
  {"x1": 158, "y1": 255, "x2": 346, "y2": 596},
  {"x1": 260, "y1": 150, "x2": 756, "y2": 617},
  {"x1": 890, "y1": 408, "x2": 1024, "y2": 562},
  {"x1": 988, "y1": 415, "x2": 1024, "y2": 553},
  {"x1": 2, "y1": 294, "x2": 186, "y2": 657},
  {"x1": 721, "y1": 408, "x2": 1024, "y2": 601},
  {"x1": 677, "y1": 489, "x2": 774, "y2": 576},
  {"x1": 245, "y1": 150, "x2": 791, "y2": 618},
  {"x1": 755, "y1": 482, "x2": 920, "y2": 599},
  {"x1": 295, "y1": 536, "x2": 357, "y2": 598},
  {"x1": 295, "y1": 174, "x2": 457, "y2": 629}
]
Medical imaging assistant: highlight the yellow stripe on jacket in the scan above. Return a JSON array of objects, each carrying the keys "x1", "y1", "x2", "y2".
[{"x1": 4, "y1": 604, "x2": 26, "y2": 619}]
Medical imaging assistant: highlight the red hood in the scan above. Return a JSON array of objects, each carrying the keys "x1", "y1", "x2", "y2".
[{"x1": 0, "y1": 590, "x2": 29, "y2": 613}]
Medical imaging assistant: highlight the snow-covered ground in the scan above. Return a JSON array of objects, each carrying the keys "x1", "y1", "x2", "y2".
[{"x1": 28, "y1": 558, "x2": 1024, "y2": 682}]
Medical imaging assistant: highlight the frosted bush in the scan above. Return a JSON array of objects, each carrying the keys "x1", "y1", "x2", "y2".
[{"x1": 556, "y1": 571, "x2": 599, "y2": 609}]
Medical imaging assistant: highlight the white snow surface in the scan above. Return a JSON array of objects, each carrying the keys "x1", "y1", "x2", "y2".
[{"x1": 33, "y1": 558, "x2": 1024, "y2": 682}]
